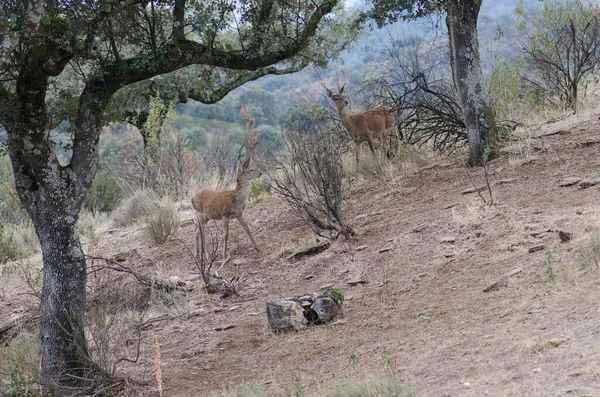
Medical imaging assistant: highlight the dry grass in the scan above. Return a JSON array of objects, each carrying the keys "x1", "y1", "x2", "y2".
[
  {"x1": 110, "y1": 189, "x2": 160, "y2": 228},
  {"x1": 143, "y1": 197, "x2": 179, "y2": 245}
]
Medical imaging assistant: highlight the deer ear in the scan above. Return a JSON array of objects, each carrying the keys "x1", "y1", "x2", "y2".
[
  {"x1": 242, "y1": 156, "x2": 251, "y2": 169},
  {"x1": 339, "y1": 84, "x2": 346, "y2": 94},
  {"x1": 326, "y1": 88, "x2": 334, "y2": 98}
]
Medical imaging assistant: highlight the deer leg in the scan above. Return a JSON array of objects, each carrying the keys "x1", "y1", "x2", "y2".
[
  {"x1": 355, "y1": 143, "x2": 360, "y2": 167},
  {"x1": 367, "y1": 137, "x2": 376, "y2": 156},
  {"x1": 237, "y1": 215, "x2": 260, "y2": 252},
  {"x1": 222, "y1": 217, "x2": 231, "y2": 258}
]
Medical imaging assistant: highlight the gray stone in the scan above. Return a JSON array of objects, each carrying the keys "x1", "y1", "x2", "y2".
[
  {"x1": 287, "y1": 239, "x2": 331, "y2": 261},
  {"x1": 558, "y1": 177, "x2": 582, "y2": 187},
  {"x1": 266, "y1": 300, "x2": 308, "y2": 332},
  {"x1": 579, "y1": 176, "x2": 600, "y2": 188},
  {"x1": 439, "y1": 235, "x2": 457, "y2": 244}
]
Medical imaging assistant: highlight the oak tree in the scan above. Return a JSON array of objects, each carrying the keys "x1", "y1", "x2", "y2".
[
  {"x1": 365, "y1": 0, "x2": 497, "y2": 165},
  {"x1": 0, "y1": 0, "x2": 346, "y2": 392}
]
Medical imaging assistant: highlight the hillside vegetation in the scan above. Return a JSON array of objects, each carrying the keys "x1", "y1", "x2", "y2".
[{"x1": 3, "y1": 0, "x2": 600, "y2": 396}]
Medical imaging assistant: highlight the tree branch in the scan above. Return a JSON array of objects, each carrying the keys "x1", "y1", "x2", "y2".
[{"x1": 188, "y1": 63, "x2": 309, "y2": 104}]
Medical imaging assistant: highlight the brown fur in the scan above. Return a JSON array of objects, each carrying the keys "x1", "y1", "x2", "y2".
[
  {"x1": 327, "y1": 85, "x2": 395, "y2": 165},
  {"x1": 191, "y1": 157, "x2": 261, "y2": 257}
]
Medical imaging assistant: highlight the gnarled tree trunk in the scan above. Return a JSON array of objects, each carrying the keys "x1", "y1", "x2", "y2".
[
  {"x1": 445, "y1": 0, "x2": 497, "y2": 166},
  {"x1": 9, "y1": 67, "x2": 103, "y2": 391}
]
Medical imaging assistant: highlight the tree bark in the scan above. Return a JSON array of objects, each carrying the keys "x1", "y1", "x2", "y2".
[
  {"x1": 8, "y1": 60, "x2": 102, "y2": 392},
  {"x1": 445, "y1": 0, "x2": 496, "y2": 166}
]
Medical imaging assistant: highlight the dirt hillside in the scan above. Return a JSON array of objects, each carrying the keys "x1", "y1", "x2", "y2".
[{"x1": 5, "y1": 114, "x2": 600, "y2": 396}]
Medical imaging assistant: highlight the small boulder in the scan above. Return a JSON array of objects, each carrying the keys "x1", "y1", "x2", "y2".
[{"x1": 266, "y1": 300, "x2": 308, "y2": 332}]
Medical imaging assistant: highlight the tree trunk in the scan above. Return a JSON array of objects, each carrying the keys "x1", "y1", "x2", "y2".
[
  {"x1": 9, "y1": 69, "x2": 102, "y2": 393},
  {"x1": 37, "y1": 212, "x2": 89, "y2": 387},
  {"x1": 445, "y1": 0, "x2": 497, "y2": 166}
]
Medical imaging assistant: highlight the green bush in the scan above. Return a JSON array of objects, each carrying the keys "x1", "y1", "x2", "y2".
[{"x1": 84, "y1": 166, "x2": 123, "y2": 215}]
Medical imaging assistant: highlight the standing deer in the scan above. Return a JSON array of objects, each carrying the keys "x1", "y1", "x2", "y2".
[
  {"x1": 191, "y1": 156, "x2": 262, "y2": 258},
  {"x1": 327, "y1": 84, "x2": 395, "y2": 166}
]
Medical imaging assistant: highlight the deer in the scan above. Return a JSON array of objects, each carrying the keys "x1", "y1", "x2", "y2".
[
  {"x1": 191, "y1": 156, "x2": 262, "y2": 259},
  {"x1": 327, "y1": 84, "x2": 395, "y2": 166}
]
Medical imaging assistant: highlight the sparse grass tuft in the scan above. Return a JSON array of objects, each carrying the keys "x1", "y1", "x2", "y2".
[
  {"x1": 78, "y1": 211, "x2": 109, "y2": 245},
  {"x1": 0, "y1": 330, "x2": 40, "y2": 395},
  {"x1": 143, "y1": 197, "x2": 179, "y2": 245},
  {"x1": 575, "y1": 229, "x2": 600, "y2": 269},
  {"x1": 323, "y1": 375, "x2": 413, "y2": 397},
  {"x1": 546, "y1": 250, "x2": 556, "y2": 282},
  {"x1": 0, "y1": 222, "x2": 38, "y2": 264}
]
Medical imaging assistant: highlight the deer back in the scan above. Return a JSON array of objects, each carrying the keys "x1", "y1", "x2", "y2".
[
  {"x1": 348, "y1": 107, "x2": 394, "y2": 141},
  {"x1": 191, "y1": 189, "x2": 240, "y2": 220}
]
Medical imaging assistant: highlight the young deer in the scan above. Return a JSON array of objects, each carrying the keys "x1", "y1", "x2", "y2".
[
  {"x1": 327, "y1": 85, "x2": 395, "y2": 166},
  {"x1": 191, "y1": 157, "x2": 262, "y2": 258}
]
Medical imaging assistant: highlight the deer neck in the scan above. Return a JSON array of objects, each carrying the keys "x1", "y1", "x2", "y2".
[
  {"x1": 337, "y1": 106, "x2": 355, "y2": 133},
  {"x1": 235, "y1": 177, "x2": 251, "y2": 203}
]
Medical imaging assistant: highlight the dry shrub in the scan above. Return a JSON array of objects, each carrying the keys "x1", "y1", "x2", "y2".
[
  {"x1": 0, "y1": 222, "x2": 38, "y2": 264},
  {"x1": 268, "y1": 125, "x2": 353, "y2": 239},
  {"x1": 575, "y1": 229, "x2": 600, "y2": 269},
  {"x1": 110, "y1": 190, "x2": 159, "y2": 228},
  {"x1": 143, "y1": 197, "x2": 179, "y2": 245}
]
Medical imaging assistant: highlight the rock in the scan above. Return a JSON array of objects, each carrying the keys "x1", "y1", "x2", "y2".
[
  {"x1": 412, "y1": 224, "x2": 427, "y2": 233},
  {"x1": 311, "y1": 297, "x2": 340, "y2": 323},
  {"x1": 557, "y1": 177, "x2": 582, "y2": 187},
  {"x1": 581, "y1": 135, "x2": 600, "y2": 145},
  {"x1": 378, "y1": 247, "x2": 393, "y2": 253},
  {"x1": 287, "y1": 239, "x2": 331, "y2": 261},
  {"x1": 461, "y1": 186, "x2": 486, "y2": 194},
  {"x1": 214, "y1": 324, "x2": 235, "y2": 331},
  {"x1": 484, "y1": 267, "x2": 523, "y2": 292},
  {"x1": 579, "y1": 176, "x2": 600, "y2": 188},
  {"x1": 483, "y1": 276, "x2": 508, "y2": 292},
  {"x1": 439, "y1": 235, "x2": 456, "y2": 244},
  {"x1": 267, "y1": 288, "x2": 344, "y2": 332},
  {"x1": 558, "y1": 230, "x2": 572, "y2": 243},
  {"x1": 266, "y1": 300, "x2": 308, "y2": 332},
  {"x1": 347, "y1": 279, "x2": 368, "y2": 286},
  {"x1": 355, "y1": 245, "x2": 368, "y2": 251},
  {"x1": 528, "y1": 245, "x2": 546, "y2": 253},
  {"x1": 530, "y1": 227, "x2": 552, "y2": 238}
]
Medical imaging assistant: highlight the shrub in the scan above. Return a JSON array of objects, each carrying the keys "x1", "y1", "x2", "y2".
[
  {"x1": 84, "y1": 165, "x2": 123, "y2": 216},
  {"x1": 0, "y1": 156, "x2": 27, "y2": 225},
  {"x1": 110, "y1": 189, "x2": 159, "y2": 228},
  {"x1": 0, "y1": 330, "x2": 40, "y2": 396},
  {"x1": 0, "y1": 222, "x2": 38, "y2": 264},
  {"x1": 249, "y1": 174, "x2": 272, "y2": 202},
  {"x1": 143, "y1": 197, "x2": 179, "y2": 245},
  {"x1": 269, "y1": 125, "x2": 353, "y2": 239}
]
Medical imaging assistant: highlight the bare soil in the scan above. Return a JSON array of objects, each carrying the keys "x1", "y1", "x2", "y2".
[{"x1": 5, "y1": 114, "x2": 600, "y2": 396}]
